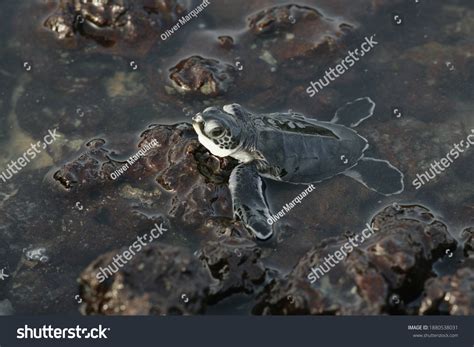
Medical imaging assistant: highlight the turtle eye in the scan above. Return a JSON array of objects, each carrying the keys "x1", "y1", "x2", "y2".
[{"x1": 209, "y1": 127, "x2": 225, "y2": 138}]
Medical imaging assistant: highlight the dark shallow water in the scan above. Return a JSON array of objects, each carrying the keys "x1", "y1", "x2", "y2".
[{"x1": 0, "y1": 0, "x2": 473, "y2": 315}]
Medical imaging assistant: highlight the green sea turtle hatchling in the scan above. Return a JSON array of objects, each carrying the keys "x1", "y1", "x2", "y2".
[{"x1": 192, "y1": 98, "x2": 404, "y2": 240}]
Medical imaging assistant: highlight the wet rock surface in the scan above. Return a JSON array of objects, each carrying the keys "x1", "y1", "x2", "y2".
[
  {"x1": 53, "y1": 123, "x2": 239, "y2": 238},
  {"x1": 199, "y1": 237, "x2": 266, "y2": 302},
  {"x1": 79, "y1": 243, "x2": 211, "y2": 315},
  {"x1": 246, "y1": 4, "x2": 353, "y2": 63},
  {"x1": 420, "y1": 267, "x2": 474, "y2": 315},
  {"x1": 0, "y1": 122, "x2": 238, "y2": 313},
  {"x1": 253, "y1": 205, "x2": 457, "y2": 315},
  {"x1": 44, "y1": 0, "x2": 191, "y2": 55},
  {"x1": 462, "y1": 227, "x2": 474, "y2": 257},
  {"x1": 226, "y1": 3, "x2": 355, "y2": 111},
  {"x1": 169, "y1": 56, "x2": 237, "y2": 97},
  {"x1": 139, "y1": 124, "x2": 238, "y2": 233}
]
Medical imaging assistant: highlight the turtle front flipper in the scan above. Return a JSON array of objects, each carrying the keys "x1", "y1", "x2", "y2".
[
  {"x1": 343, "y1": 157, "x2": 405, "y2": 195},
  {"x1": 331, "y1": 97, "x2": 375, "y2": 128},
  {"x1": 229, "y1": 163, "x2": 273, "y2": 240}
]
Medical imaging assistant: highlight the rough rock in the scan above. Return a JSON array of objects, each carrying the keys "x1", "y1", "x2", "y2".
[
  {"x1": 246, "y1": 4, "x2": 353, "y2": 64},
  {"x1": 44, "y1": 0, "x2": 191, "y2": 55},
  {"x1": 462, "y1": 227, "x2": 473, "y2": 257},
  {"x1": 79, "y1": 243, "x2": 212, "y2": 315},
  {"x1": 0, "y1": 122, "x2": 242, "y2": 313},
  {"x1": 169, "y1": 56, "x2": 237, "y2": 96},
  {"x1": 198, "y1": 237, "x2": 266, "y2": 302},
  {"x1": 52, "y1": 123, "x2": 246, "y2": 240},
  {"x1": 254, "y1": 204, "x2": 456, "y2": 315},
  {"x1": 419, "y1": 267, "x2": 474, "y2": 315}
]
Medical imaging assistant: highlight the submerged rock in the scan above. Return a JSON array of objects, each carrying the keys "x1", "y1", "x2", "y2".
[
  {"x1": 199, "y1": 237, "x2": 266, "y2": 302},
  {"x1": 462, "y1": 227, "x2": 473, "y2": 257},
  {"x1": 79, "y1": 243, "x2": 212, "y2": 315},
  {"x1": 53, "y1": 138, "x2": 120, "y2": 191},
  {"x1": 139, "y1": 124, "x2": 240, "y2": 234},
  {"x1": 246, "y1": 4, "x2": 353, "y2": 63},
  {"x1": 44, "y1": 0, "x2": 191, "y2": 55},
  {"x1": 254, "y1": 204, "x2": 456, "y2": 315},
  {"x1": 53, "y1": 123, "x2": 242, "y2": 239},
  {"x1": 419, "y1": 267, "x2": 474, "y2": 315},
  {"x1": 208, "y1": 3, "x2": 356, "y2": 111},
  {"x1": 169, "y1": 56, "x2": 237, "y2": 96},
  {"x1": 249, "y1": 4, "x2": 344, "y2": 35}
]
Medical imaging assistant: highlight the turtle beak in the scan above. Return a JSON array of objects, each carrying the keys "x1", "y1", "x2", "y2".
[
  {"x1": 192, "y1": 113, "x2": 204, "y2": 123},
  {"x1": 192, "y1": 113, "x2": 205, "y2": 135}
]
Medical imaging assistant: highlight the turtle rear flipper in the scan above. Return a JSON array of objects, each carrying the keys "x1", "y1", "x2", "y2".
[
  {"x1": 343, "y1": 157, "x2": 404, "y2": 196},
  {"x1": 331, "y1": 97, "x2": 375, "y2": 128},
  {"x1": 230, "y1": 163, "x2": 273, "y2": 240}
]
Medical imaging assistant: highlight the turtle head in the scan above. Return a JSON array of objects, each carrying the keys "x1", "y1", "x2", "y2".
[{"x1": 192, "y1": 104, "x2": 248, "y2": 157}]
